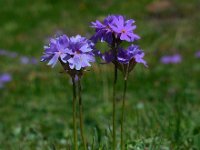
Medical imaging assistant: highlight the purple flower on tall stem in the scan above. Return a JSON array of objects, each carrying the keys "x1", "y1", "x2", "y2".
[
  {"x1": 91, "y1": 14, "x2": 144, "y2": 150},
  {"x1": 41, "y1": 34, "x2": 94, "y2": 150}
]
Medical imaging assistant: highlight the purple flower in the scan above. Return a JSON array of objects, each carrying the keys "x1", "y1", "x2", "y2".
[
  {"x1": 91, "y1": 15, "x2": 140, "y2": 43},
  {"x1": 41, "y1": 34, "x2": 95, "y2": 71},
  {"x1": 102, "y1": 50, "x2": 114, "y2": 63},
  {"x1": 160, "y1": 54, "x2": 182, "y2": 64},
  {"x1": 91, "y1": 15, "x2": 115, "y2": 44},
  {"x1": 41, "y1": 35, "x2": 70, "y2": 67},
  {"x1": 31, "y1": 58, "x2": 39, "y2": 64},
  {"x1": 20, "y1": 56, "x2": 38, "y2": 65},
  {"x1": 0, "y1": 73, "x2": 12, "y2": 89},
  {"x1": 0, "y1": 73, "x2": 12, "y2": 83},
  {"x1": 20, "y1": 56, "x2": 30, "y2": 64},
  {"x1": 118, "y1": 45, "x2": 147, "y2": 66},
  {"x1": 195, "y1": 51, "x2": 200, "y2": 58},
  {"x1": 109, "y1": 15, "x2": 140, "y2": 42},
  {"x1": 67, "y1": 35, "x2": 95, "y2": 70},
  {"x1": 0, "y1": 49, "x2": 18, "y2": 58},
  {"x1": 102, "y1": 45, "x2": 147, "y2": 67}
]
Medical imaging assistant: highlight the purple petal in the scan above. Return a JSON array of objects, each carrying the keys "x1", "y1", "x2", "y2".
[{"x1": 47, "y1": 53, "x2": 59, "y2": 67}]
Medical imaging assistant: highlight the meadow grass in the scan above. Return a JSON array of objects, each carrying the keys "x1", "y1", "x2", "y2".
[{"x1": 0, "y1": 0, "x2": 200, "y2": 149}]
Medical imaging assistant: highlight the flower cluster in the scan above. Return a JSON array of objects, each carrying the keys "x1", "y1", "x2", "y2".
[
  {"x1": 91, "y1": 15, "x2": 147, "y2": 74},
  {"x1": 117, "y1": 45, "x2": 147, "y2": 65},
  {"x1": 102, "y1": 45, "x2": 147, "y2": 65},
  {"x1": 41, "y1": 35, "x2": 95, "y2": 71},
  {"x1": 91, "y1": 15, "x2": 140, "y2": 44},
  {"x1": 102, "y1": 45, "x2": 147, "y2": 73}
]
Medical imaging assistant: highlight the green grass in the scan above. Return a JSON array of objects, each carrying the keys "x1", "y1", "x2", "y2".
[{"x1": 0, "y1": 0, "x2": 200, "y2": 149}]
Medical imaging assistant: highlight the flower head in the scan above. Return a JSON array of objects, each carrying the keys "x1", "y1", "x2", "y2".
[
  {"x1": 91, "y1": 15, "x2": 115, "y2": 44},
  {"x1": 41, "y1": 35, "x2": 70, "y2": 67},
  {"x1": 91, "y1": 15, "x2": 140, "y2": 43},
  {"x1": 102, "y1": 45, "x2": 147, "y2": 66},
  {"x1": 109, "y1": 15, "x2": 140, "y2": 42},
  {"x1": 101, "y1": 45, "x2": 147, "y2": 74},
  {"x1": 118, "y1": 45, "x2": 147, "y2": 66},
  {"x1": 66, "y1": 35, "x2": 95, "y2": 70},
  {"x1": 41, "y1": 34, "x2": 95, "y2": 71}
]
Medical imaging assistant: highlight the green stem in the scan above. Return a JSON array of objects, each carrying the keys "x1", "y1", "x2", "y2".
[
  {"x1": 112, "y1": 67, "x2": 117, "y2": 150},
  {"x1": 120, "y1": 66, "x2": 128, "y2": 150},
  {"x1": 72, "y1": 77, "x2": 78, "y2": 150},
  {"x1": 78, "y1": 78, "x2": 87, "y2": 150},
  {"x1": 112, "y1": 38, "x2": 118, "y2": 150}
]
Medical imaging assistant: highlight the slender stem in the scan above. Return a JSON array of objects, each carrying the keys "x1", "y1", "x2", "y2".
[
  {"x1": 120, "y1": 65, "x2": 129, "y2": 150},
  {"x1": 78, "y1": 78, "x2": 87, "y2": 150},
  {"x1": 112, "y1": 66, "x2": 117, "y2": 150},
  {"x1": 72, "y1": 77, "x2": 78, "y2": 150},
  {"x1": 112, "y1": 37, "x2": 118, "y2": 150}
]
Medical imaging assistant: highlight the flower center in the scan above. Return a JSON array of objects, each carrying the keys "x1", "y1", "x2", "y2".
[
  {"x1": 58, "y1": 51, "x2": 62, "y2": 55},
  {"x1": 76, "y1": 50, "x2": 81, "y2": 54},
  {"x1": 121, "y1": 29, "x2": 126, "y2": 33}
]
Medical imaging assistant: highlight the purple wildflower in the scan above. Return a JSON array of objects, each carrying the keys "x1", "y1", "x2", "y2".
[
  {"x1": 20, "y1": 56, "x2": 30, "y2": 64},
  {"x1": 195, "y1": 51, "x2": 200, "y2": 58},
  {"x1": 20, "y1": 56, "x2": 38, "y2": 65},
  {"x1": 41, "y1": 35, "x2": 70, "y2": 67},
  {"x1": 0, "y1": 73, "x2": 12, "y2": 89},
  {"x1": 67, "y1": 35, "x2": 95, "y2": 70},
  {"x1": 102, "y1": 50, "x2": 114, "y2": 63},
  {"x1": 160, "y1": 54, "x2": 182, "y2": 64},
  {"x1": 117, "y1": 45, "x2": 147, "y2": 66},
  {"x1": 31, "y1": 58, "x2": 39, "y2": 64},
  {"x1": 102, "y1": 45, "x2": 147, "y2": 67},
  {"x1": 91, "y1": 15, "x2": 140, "y2": 43},
  {"x1": 109, "y1": 15, "x2": 140, "y2": 42},
  {"x1": 91, "y1": 15, "x2": 115, "y2": 44},
  {"x1": 41, "y1": 34, "x2": 95, "y2": 71},
  {"x1": 0, "y1": 49, "x2": 18, "y2": 58}
]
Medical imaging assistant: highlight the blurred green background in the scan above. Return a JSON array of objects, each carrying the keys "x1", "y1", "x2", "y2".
[{"x1": 0, "y1": 0, "x2": 200, "y2": 149}]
